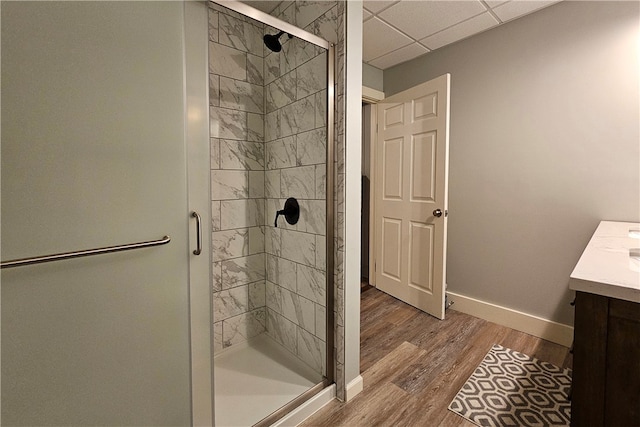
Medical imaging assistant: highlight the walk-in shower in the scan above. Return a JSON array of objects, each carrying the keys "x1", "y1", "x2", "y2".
[{"x1": 208, "y1": 1, "x2": 335, "y2": 425}]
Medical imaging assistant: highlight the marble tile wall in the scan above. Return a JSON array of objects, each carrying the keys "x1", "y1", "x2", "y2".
[
  {"x1": 208, "y1": 0, "x2": 346, "y2": 399},
  {"x1": 263, "y1": 1, "x2": 336, "y2": 378},
  {"x1": 209, "y1": 3, "x2": 267, "y2": 353}
]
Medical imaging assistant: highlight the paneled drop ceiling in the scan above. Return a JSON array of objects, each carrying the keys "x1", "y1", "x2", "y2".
[
  {"x1": 239, "y1": 0, "x2": 561, "y2": 70},
  {"x1": 364, "y1": 0, "x2": 561, "y2": 70}
]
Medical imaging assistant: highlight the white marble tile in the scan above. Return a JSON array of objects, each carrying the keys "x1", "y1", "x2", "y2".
[
  {"x1": 209, "y1": 10, "x2": 219, "y2": 42},
  {"x1": 265, "y1": 110, "x2": 280, "y2": 142},
  {"x1": 212, "y1": 170, "x2": 248, "y2": 200},
  {"x1": 297, "y1": 327, "x2": 325, "y2": 375},
  {"x1": 247, "y1": 113, "x2": 264, "y2": 143},
  {"x1": 281, "y1": 229, "x2": 316, "y2": 267},
  {"x1": 266, "y1": 254, "x2": 297, "y2": 292},
  {"x1": 307, "y1": 5, "x2": 338, "y2": 45},
  {"x1": 315, "y1": 89, "x2": 327, "y2": 129},
  {"x1": 248, "y1": 171, "x2": 265, "y2": 199},
  {"x1": 266, "y1": 137, "x2": 296, "y2": 170},
  {"x1": 211, "y1": 200, "x2": 221, "y2": 231},
  {"x1": 220, "y1": 199, "x2": 264, "y2": 230},
  {"x1": 315, "y1": 235, "x2": 326, "y2": 271},
  {"x1": 281, "y1": 166, "x2": 316, "y2": 200},
  {"x1": 214, "y1": 285, "x2": 248, "y2": 321},
  {"x1": 264, "y1": 51, "x2": 281, "y2": 86},
  {"x1": 336, "y1": 212, "x2": 344, "y2": 252},
  {"x1": 213, "y1": 261, "x2": 222, "y2": 292},
  {"x1": 209, "y1": 42, "x2": 246, "y2": 80},
  {"x1": 315, "y1": 303, "x2": 326, "y2": 341},
  {"x1": 296, "y1": 128, "x2": 326, "y2": 166},
  {"x1": 315, "y1": 164, "x2": 326, "y2": 199},
  {"x1": 334, "y1": 283, "x2": 344, "y2": 327},
  {"x1": 210, "y1": 107, "x2": 246, "y2": 140},
  {"x1": 280, "y1": 37, "x2": 297, "y2": 75},
  {"x1": 281, "y1": 97, "x2": 315, "y2": 137},
  {"x1": 266, "y1": 282, "x2": 315, "y2": 333},
  {"x1": 336, "y1": 172, "x2": 345, "y2": 213},
  {"x1": 213, "y1": 321, "x2": 223, "y2": 354},
  {"x1": 249, "y1": 281, "x2": 266, "y2": 310},
  {"x1": 210, "y1": 138, "x2": 220, "y2": 169},
  {"x1": 221, "y1": 253, "x2": 266, "y2": 289},
  {"x1": 297, "y1": 54, "x2": 327, "y2": 100},
  {"x1": 218, "y1": 13, "x2": 263, "y2": 54},
  {"x1": 265, "y1": 170, "x2": 281, "y2": 199},
  {"x1": 265, "y1": 280, "x2": 282, "y2": 312},
  {"x1": 266, "y1": 308, "x2": 297, "y2": 354},
  {"x1": 219, "y1": 140, "x2": 263, "y2": 171},
  {"x1": 266, "y1": 72, "x2": 297, "y2": 113},
  {"x1": 291, "y1": 33, "x2": 319, "y2": 69},
  {"x1": 265, "y1": 226, "x2": 281, "y2": 256},
  {"x1": 297, "y1": 200, "x2": 326, "y2": 235},
  {"x1": 210, "y1": 74, "x2": 220, "y2": 106},
  {"x1": 219, "y1": 77, "x2": 264, "y2": 114},
  {"x1": 279, "y1": 2, "x2": 296, "y2": 26},
  {"x1": 223, "y1": 308, "x2": 266, "y2": 348},
  {"x1": 296, "y1": 1, "x2": 335, "y2": 30},
  {"x1": 212, "y1": 228, "x2": 249, "y2": 262},
  {"x1": 296, "y1": 264, "x2": 325, "y2": 305},
  {"x1": 248, "y1": 226, "x2": 264, "y2": 255},
  {"x1": 247, "y1": 53, "x2": 264, "y2": 86}
]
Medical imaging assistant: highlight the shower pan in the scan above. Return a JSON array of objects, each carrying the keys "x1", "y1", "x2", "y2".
[{"x1": 208, "y1": 1, "x2": 335, "y2": 425}]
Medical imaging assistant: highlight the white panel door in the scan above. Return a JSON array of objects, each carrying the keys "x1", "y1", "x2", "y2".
[
  {"x1": 375, "y1": 74, "x2": 450, "y2": 319},
  {"x1": 1, "y1": 2, "x2": 211, "y2": 425}
]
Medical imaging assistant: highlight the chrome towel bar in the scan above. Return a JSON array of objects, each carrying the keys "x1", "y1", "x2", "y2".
[{"x1": 0, "y1": 235, "x2": 171, "y2": 269}]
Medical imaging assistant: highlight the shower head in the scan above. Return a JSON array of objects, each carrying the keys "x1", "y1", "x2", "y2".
[{"x1": 263, "y1": 30, "x2": 292, "y2": 53}]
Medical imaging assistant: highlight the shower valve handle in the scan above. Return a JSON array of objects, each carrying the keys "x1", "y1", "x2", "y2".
[{"x1": 274, "y1": 197, "x2": 300, "y2": 227}]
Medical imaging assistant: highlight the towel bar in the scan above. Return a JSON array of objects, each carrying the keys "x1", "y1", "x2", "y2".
[{"x1": 0, "y1": 235, "x2": 171, "y2": 269}]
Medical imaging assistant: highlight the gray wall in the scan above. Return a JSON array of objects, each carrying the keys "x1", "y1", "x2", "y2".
[
  {"x1": 363, "y1": 62, "x2": 383, "y2": 91},
  {"x1": 384, "y1": 1, "x2": 640, "y2": 325}
]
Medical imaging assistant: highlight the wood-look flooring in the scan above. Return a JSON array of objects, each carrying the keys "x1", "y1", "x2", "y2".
[{"x1": 302, "y1": 285, "x2": 572, "y2": 426}]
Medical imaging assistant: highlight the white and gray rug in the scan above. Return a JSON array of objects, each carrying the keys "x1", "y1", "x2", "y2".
[{"x1": 448, "y1": 344, "x2": 572, "y2": 427}]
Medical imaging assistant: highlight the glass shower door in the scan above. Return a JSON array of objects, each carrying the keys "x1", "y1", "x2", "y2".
[{"x1": 1, "y1": 2, "x2": 205, "y2": 425}]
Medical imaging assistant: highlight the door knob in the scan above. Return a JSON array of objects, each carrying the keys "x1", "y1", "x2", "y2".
[{"x1": 433, "y1": 209, "x2": 443, "y2": 218}]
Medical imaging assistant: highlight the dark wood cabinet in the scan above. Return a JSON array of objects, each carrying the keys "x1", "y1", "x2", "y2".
[{"x1": 571, "y1": 291, "x2": 640, "y2": 426}]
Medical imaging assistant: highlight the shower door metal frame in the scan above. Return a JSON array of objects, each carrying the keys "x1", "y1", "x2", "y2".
[{"x1": 209, "y1": 0, "x2": 336, "y2": 425}]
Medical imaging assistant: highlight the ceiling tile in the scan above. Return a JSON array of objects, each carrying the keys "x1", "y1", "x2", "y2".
[
  {"x1": 363, "y1": 9, "x2": 373, "y2": 21},
  {"x1": 420, "y1": 12, "x2": 499, "y2": 50},
  {"x1": 363, "y1": 17, "x2": 414, "y2": 62},
  {"x1": 492, "y1": 0, "x2": 560, "y2": 23},
  {"x1": 363, "y1": 1, "x2": 399, "y2": 15},
  {"x1": 378, "y1": 1, "x2": 488, "y2": 40},
  {"x1": 368, "y1": 42, "x2": 429, "y2": 69}
]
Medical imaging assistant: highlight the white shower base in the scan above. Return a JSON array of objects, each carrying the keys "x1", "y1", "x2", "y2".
[{"x1": 214, "y1": 333, "x2": 322, "y2": 427}]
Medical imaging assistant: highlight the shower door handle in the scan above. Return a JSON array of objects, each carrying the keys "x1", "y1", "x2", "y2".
[{"x1": 191, "y1": 211, "x2": 202, "y2": 255}]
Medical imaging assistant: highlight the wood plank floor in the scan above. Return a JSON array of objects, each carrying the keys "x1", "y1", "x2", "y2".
[{"x1": 302, "y1": 285, "x2": 572, "y2": 426}]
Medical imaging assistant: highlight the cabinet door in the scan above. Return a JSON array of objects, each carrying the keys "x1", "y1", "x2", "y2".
[
  {"x1": 604, "y1": 299, "x2": 640, "y2": 426},
  {"x1": 571, "y1": 292, "x2": 608, "y2": 426}
]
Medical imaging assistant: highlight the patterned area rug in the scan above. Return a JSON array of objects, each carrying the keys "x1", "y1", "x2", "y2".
[{"x1": 448, "y1": 344, "x2": 572, "y2": 427}]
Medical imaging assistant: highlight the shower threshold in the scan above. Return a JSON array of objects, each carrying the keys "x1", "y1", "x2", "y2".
[{"x1": 214, "y1": 333, "x2": 322, "y2": 426}]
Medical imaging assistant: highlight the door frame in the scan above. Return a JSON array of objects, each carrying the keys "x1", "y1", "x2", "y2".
[{"x1": 362, "y1": 86, "x2": 384, "y2": 286}]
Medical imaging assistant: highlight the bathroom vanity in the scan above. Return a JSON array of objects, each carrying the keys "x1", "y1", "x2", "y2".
[{"x1": 569, "y1": 221, "x2": 640, "y2": 427}]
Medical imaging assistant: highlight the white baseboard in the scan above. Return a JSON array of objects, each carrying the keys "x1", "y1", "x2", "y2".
[
  {"x1": 345, "y1": 375, "x2": 364, "y2": 401},
  {"x1": 447, "y1": 291, "x2": 574, "y2": 347},
  {"x1": 272, "y1": 384, "x2": 336, "y2": 427}
]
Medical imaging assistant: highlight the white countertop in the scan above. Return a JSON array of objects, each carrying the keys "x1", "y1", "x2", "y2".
[{"x1": 570, "y1": 221, "x2": 640, "y2": 303}]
